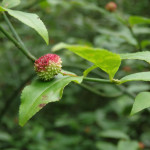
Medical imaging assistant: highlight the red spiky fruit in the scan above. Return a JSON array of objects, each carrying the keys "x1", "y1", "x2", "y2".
[
  {"x1": 34, "y1": 54, "x2": 62, "y2": 81},
  {"x1": 105, "y1": 2, "x2": 117, "y2": 12}
]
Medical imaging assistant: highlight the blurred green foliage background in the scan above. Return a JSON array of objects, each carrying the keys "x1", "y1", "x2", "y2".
[{"x1": 1, "y1": 0, "x2": 150, "y2": 149}]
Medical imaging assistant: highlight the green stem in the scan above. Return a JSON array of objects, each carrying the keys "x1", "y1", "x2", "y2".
[
  {"x1": 116, "y1": 85, "x2": 136, "y2": 99},
  {"x1": 61, "y1": 70, "x2": 111, "y2": 83},
  {"x1": 83, "y1": 77, "x2": 111, "y2": 83},
  {"x1": 84, "y1": 77, "x2": 135, "y2": 99},
  {"x1": 63, "y1": 65, "x2": 136, "y2": 99},
  {"x1": 80, "y1": 83, "x2": 122, "y2": 98},
  {"x1": 3, "y1": 12, "x2": 27, "y2": 50},
  {"x1": 0, "y1": 25, "x2": 36, "y2": 62},
  {"x1": 128, "y1": 25, "x2": 142, "y2": 51},
  {"x1": 83, "y1": 65, "x2": 97, "y2": 77}
]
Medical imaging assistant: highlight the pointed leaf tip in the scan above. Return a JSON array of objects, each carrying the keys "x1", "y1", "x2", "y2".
[
  {"x1": 6, "y1": 9, "x2": 49, "y2": 44},
  {"x1": 130, "y1": 92, "x2": 150, "y2": 115}
]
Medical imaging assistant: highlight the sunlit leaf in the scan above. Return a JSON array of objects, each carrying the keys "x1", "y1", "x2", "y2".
[
  {"x1": 6, "y1": 9, "x2": 49, "y2": 44},
  {"x1": 120, "y1": 51, "x2": 150, "y2": 63},
  {"x1": 52, "y1": 43, "x2": 121, "y2": 80},
  {"x1": 120, "y1": 72, "x2": 150, "y2": 84},
  {"x1": 129, "y1": 16, "x2": 150, "y2": 26},
  {"x1": 0, "y1": 6, "x2": 5, "y2": 11}
]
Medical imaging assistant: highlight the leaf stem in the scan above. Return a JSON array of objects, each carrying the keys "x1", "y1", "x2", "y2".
[
  {"x1": 3, "y1": 12, "x2": 27, "y2": 50},
  {"x1": 63, "y1": 65, "x2": 136, "y2": 99},
  {"x1": 0, "y1": 25, "x2": 36, "y2": 62},
  {"x1": 83, "y1": 77, "x2": 111, "y2": 83},
  {"x1": 116, "y1": 84, "x2": 136, "y2": 99},
  {"x1": 83, "y1": 77, "x2": 135, "y2": 99},
  {"x1": 83, "y1": 65, "x2": 97, "y2": 77},
  {"x1": 80, "y1": 83, "x2": 122, "y2": 98}
]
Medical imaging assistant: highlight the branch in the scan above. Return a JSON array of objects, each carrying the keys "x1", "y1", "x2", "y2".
[
  {"x1": 116, "y1": 84, "x2": 136, "y2": 99},
  {"x1": 0, "y1": 25, "x2": 36, "y2": 62},
  {"x1": 83, "y1": 77, "x2": 111, "y2": 83},
  {"x1": 63, "y1": 65, "x2": 136, "y2": 99},
  {"x1": 83, "y1": 77, "x2": 135, "y2": 99},
  {"x1": 80, "y1": 83, "x2": 122, "y2": 98},
  {"x1": 3, "y1": 12, "x2": 28, "y2": 51}
]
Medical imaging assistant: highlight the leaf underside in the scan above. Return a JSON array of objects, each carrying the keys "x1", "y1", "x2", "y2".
[{"x1": 129, "y1": 16, "x2": 150, "y2": 26}]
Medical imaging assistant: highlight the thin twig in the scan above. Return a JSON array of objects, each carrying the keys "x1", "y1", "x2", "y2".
[
  {"x1": 80, "y1": 83, "x2": 123, "y2": 98},
  {"x1": 63, "y1": 65, "x2": 136, "y2": 99},
  {"x1": 3, "y1": 12, "x2": 28, "y2": 50},
  {"x1": 84, "y1": 77, "x2": 111, "y2": 83},
  {"x1": 116, "y1": 84, "x2": 136, "y2": 99},
  {"x1": 0, "y1": 25, "x2": 36, "y2": 62}
]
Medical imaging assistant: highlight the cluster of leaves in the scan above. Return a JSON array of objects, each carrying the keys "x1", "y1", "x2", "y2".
[
  {"x1": 0, "y1": 0, "x2": 49, "y2": 44},
  {"x1": 1, "y1": 0, "x2": 150, "y2": 150},
  {"x1": 19, "y1": 13, "x2": 150, "y2": 126}
]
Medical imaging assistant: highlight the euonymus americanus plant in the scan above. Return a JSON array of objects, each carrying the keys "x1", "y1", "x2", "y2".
[
  {"x1": 1, "y1": 0, "x2": 150, "y2": 127},
  {"x1": 0, "y1": 0, "x2": 49, "y2": 44},
  {"x1": 19, "y1": 43, "x2": 150, "y2": 126}
]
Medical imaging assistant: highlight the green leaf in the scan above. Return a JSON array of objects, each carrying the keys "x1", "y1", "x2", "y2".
[
  {"x1": 0, "y1": 6, "x2": 6, "y2": 11},
  {"x1": 83, "y1": 65, "x2": 97, "y2": 77},
  {"x1": 131, "y1": 92, "x2": 150, "y2": 115},
  {"x1": 2, "y1": 0, "x2": 20, "y2": 8},
  {"x1": 99, "y1": 130, "x2": 129, "y2": 140},
  {"x1": 141, "y1": 40, "x2": 150, "y2": 49},
  {"x1": 120, "y1": 72, "x2": 150, "y2": 84},
  {"x1": 117, "y1": 140, "x2": 139, "y2": 150},
  {"x1": 129, "y1": 16, "x2": 150, "y2": 26},
  {"x1": 52, "y1": 42, "x2": 67, "y2": 52},
  {"x1": 133, "y1": 26, "x2": 150, "y2": 35},
  {"x1": 67, "y1": 45, "x2": 121, "y2": 80},
  {"x1": 96, "y1": 141, "x2": 116, "y2": 150},
  {"x1": 0, "y1": 131, "x2": 12, "y2": 142},
  {"x1": 53, "y1": 43, "x2": 121, "y2": 80},
  {"x1": 19, "y1": 74, "x2": 83, "y2": 126},
  {"x1": 97, "y1": 27, "x2": 137, "y2": 46},
  {"x1": 6, "y1": 9, "x2": 49, "y2": 44},
  {"x1": 120, "y1": 51, "x2": 150, "y2": 63}
]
